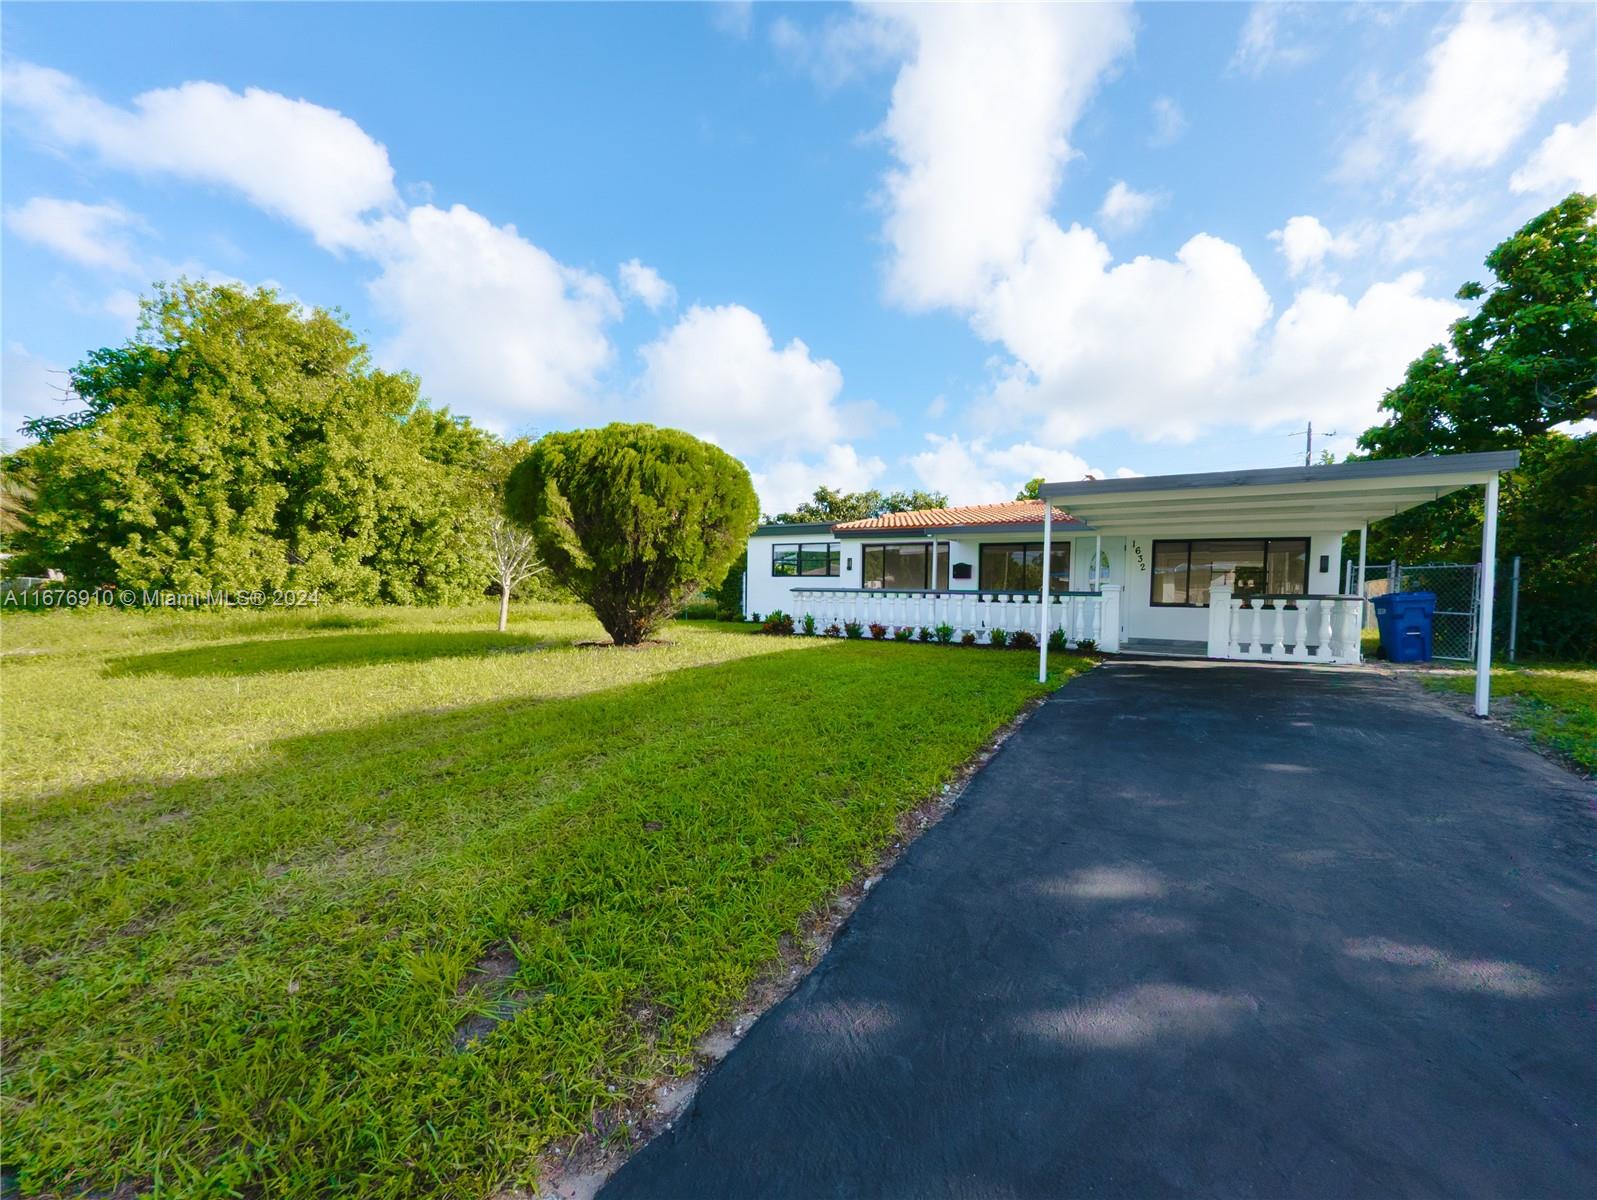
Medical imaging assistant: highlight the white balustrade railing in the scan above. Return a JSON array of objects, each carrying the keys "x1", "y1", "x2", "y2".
[
  {"x1": 1205, "y1": 587, "x2": 1363, "y2": 664},
  {"x1": 786, "y1": 585, "x2": 1122, "y2": 652}
]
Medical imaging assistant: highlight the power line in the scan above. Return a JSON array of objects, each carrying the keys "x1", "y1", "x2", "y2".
[{"x1": 1285, "y1": 421, "x2": 1337, "y2": 466}]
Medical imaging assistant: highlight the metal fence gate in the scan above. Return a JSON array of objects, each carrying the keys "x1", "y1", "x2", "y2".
[{"x1": 1346, "y1": 560, "x2": 1482, "y2": 662}]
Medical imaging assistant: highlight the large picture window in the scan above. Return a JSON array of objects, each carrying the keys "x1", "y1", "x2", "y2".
[
  {"x1": 862, "y1": 542, "x2": 951, "y2": 590},
  {"x1": 1151, "y1": 538, "x2": 1309, "y2": 606},
  {"x1": 772, "y1": 542, "x2": 840, "y2": 577},
  {"x1": 978, "y1": 542, "x2": 1070, "y2": 593}
]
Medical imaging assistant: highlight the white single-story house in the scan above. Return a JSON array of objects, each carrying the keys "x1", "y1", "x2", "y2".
[{"x1": 744, "y1": 451, "x2": 1519, "y2": 714}]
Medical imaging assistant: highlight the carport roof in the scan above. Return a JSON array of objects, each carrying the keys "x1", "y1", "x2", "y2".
[{"x1": 1037, "y1": 451, "x2": 1519, "y2": 535}]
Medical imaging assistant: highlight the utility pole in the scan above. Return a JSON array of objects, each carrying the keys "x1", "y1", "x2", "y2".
[{"x1": 1291, "y1": 422, "x2": 1336, "y2": 466}]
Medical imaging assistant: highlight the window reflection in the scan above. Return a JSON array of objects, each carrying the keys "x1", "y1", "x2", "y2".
[
  {"x1": 773, "y1": 542, "x2": 839, "y2": 578},
  {"x1": 1151, "y1": 539, "x2": 1308, "y2": 606},
  {"x1": 1152, "y1": 542, "x2": 1188, "y2": 605},
  {"x1": 978, "y1": 543, "x2": 1070, "y2": 591},
  {"x1": 862, "y1": 542, "x2": 951, "y2": 589}
]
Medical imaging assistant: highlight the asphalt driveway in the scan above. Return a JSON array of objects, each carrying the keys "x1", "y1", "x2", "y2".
[{"x1": 602, "y1": 662, "x2": 1596, "y2": 1199}]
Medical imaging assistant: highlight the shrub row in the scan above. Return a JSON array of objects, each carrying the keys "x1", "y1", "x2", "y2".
[{"x1": 754, "y1": 610, "x2": 1096, "y2": 653}]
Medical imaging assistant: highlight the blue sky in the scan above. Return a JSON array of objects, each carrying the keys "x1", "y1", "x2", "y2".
[{"x1": 3, "y1": 2, "x2": 1593, "y2": 512}]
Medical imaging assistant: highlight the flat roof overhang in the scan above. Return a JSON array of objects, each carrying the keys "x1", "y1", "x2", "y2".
[
  {"x1": 1037, "y1": 451, "x2": 1520, "y2": 535},
  {"x1": 752, "y1": 521, "x2": 835, "y2": 536}
]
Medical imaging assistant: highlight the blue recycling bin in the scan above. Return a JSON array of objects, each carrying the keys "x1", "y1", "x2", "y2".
[{"x1": 1370, "y1": 591, "x2": 1437, "y2": 662}]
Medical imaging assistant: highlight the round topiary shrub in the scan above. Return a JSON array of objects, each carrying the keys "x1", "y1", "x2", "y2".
[{"x1": 504, "y1": 423, "x2": 758, "y2": 645}]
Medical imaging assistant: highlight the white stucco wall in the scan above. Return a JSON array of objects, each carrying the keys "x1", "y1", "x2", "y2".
[
  {"x1": 1114, "y1": 530, "x2": 1346, "y2": 642},
  {"x1": 744, "y1": 532, "x2": 845, "y2": 619},
  {"x1": 746, "y1": 528, "x2": 1107, "y2": 620},
  {"x1": 744, "y1": 526, "x2": 1349, "y2": 640}
]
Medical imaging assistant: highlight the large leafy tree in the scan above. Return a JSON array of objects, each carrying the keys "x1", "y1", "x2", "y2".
[
  {"x1": 504, "y1": 423, "x2": 758, "y2": 644},
  {"x1": 771, "y1": 485, "x2": 949, "y2": 524},
  {"x1": 1497, "y1": 433, "x2": 1596, "y2": 659},
  {"x1": 0, "y1": 445, "x2": 36, "y2": 555},
  {"x1": 1353, "y1": 193, "x2": 1596, "y2": 659},
  {"x1": 12, "y1": 281, "x2": 494, "y2": 602},
  {"x1": 1361, "y1": 192, "x2": 1596, "y2": 461}
]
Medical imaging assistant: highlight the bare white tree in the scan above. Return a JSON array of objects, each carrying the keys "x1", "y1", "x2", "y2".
[{"x1": 488, "y1": 515, "x2": 546, "y2": 632}]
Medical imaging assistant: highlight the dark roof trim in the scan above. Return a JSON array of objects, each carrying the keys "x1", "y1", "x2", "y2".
[
  {"x1": 1039, "y1": 451, "x2": 1520, "y2": 500},
  {"x1": 752, "y1": 522, "x2": 835, "y2": 536}
]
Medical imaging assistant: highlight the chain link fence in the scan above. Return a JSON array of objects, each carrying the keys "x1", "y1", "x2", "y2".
[
  {"x1": 1348, "y1": 563, "x2": 1478, "y2": 661},
  {"x1": 1395, "y1": 564, "x2": 1480, "y2": 660},
  {"x1": 1486, "y1": 556, "x2": 1568, "y2": 662},
  {"x1": 1345, "y1": 559, "x2": 1535, "y2": 662}
]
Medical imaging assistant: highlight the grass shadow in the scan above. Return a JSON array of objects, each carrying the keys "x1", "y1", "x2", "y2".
[{"x1": 106, "y1": 629, "x2": 558, "y2": 678}]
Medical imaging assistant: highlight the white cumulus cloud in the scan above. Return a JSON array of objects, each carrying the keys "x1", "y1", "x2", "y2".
[
  {"x1": 1510, "y1": 113, "x2": 1597, "y2": 195},
  {"x1": 3, "y1": 63, "x2": 656, "y2": 431},
  {"x1": 618, "y1": 258, "x2": 677, "y2": 311},
  {"x1": 1403, "y1": 7, "x2": 1568, "y2": 173},
  {"x1": 365, "y1": 205, "x2": 620, "y2": 427},
  {"x1": 1241, "y1": 273, "x2": 1464, "y2": 432},
  {"x1": 752, "y1": 442, "x2": 886, "y2": 516},
  {"x1": 1269, "y1": 215, "x2": 1360, "y2": 278},
  {"x1": 4, "y1": 197, "x2": 146, "y2": 273},
  {"x1": 909, "y1": 433, "x2": 1099, "y2": 506},
  {"x1": 638, "y1": 304, "x2": 845, "y2": 454},
  {"x1": 853, "y1": 2, "x2": 1460, "y2": 448},
  {"x1": 3, "y1": 62, "x2": 400, "y2": 250},
  {"x1": 980, "y1": 242, "x2": 1460, "y2": 444},
  {"x1": 1098, "y1": 182, "x2": 1165, "y2": 234},
  {"x1": 873, "y1": 3, "x2": 1135, "y2": 310},
  {"x1": 975, "y1": 225, "x2": 1273, "y2": 442}
]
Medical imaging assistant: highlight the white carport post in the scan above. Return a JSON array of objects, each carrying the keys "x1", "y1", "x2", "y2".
[
  {"x1": 1038, "y1": 503, "x2": 1052, "y2": 683},
  {"x1": 1093, "y1": 533, "x2": 1102, "y2": 590},
  {"x1": 1474, "y1": 473, "x2": 1500, "y2": 718},
  {"x1": 1355, "y1": 523, "x2": 1368, "y2": 658}
]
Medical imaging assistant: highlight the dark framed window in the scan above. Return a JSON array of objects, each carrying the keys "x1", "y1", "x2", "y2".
[
  {"x1": 977, "y1": 542, "x2": 1070, "y2": 592},
  {"x1": 1150, "y1": 538, "x2": 1309, "y2": 606},
  {"x1": 800, "y1": 544, "x2": 840, "y2": 577},
  {"x1": 772, "y1": 542, "x2": 839, "y2": 577},
  {"x1": 862, "y1": 542, "x2": 951, "y2": 589}
]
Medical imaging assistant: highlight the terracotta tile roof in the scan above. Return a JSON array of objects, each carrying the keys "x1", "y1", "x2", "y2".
[{"x1": 831, "y1": 500, "x2": 1080, "y2": 532}]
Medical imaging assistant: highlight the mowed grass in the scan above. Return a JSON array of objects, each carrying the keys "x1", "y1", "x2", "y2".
[
  {"x1": 1, "y1": 603, "x2": 1090, "y2": 1196},
  {"x1": 1427, "y1": 662, "x2": 1597, "y2": 773}
]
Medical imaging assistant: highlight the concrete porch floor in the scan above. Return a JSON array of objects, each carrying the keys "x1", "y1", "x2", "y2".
[{"x1": 1117, "y1": 637, "x2": 1210, "y2": 658}]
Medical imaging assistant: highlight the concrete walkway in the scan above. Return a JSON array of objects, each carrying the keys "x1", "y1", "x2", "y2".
[{"x1": 602, "y1": 662, "x2": 1596, "y2": 1199}]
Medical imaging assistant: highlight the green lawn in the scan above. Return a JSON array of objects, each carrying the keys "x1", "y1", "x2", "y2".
[
  {"x1": 1427, "y1": 663, "x2": 1597, "y2": 774},
  {"x1": 1, "y1": 603, "x2": 1090, "y2": 1196}
]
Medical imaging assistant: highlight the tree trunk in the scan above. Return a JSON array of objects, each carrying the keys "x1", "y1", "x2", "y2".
[
  {"x1": 498, "y1": 584, "x2": 510, "y2": 633},
  {"x1": 594, "y1": 600, "x2": 654, "y2": 646}
]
